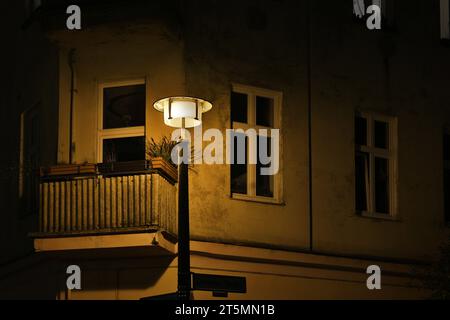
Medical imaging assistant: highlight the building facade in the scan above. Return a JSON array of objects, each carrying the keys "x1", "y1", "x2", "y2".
[{"x1": 0, "y1": 0, "x2": 449, "y2": 299}]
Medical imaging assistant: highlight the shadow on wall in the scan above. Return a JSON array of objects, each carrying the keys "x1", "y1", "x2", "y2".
[
  {"x1": 0, "y1": 259, "x2": 60, "y2": 300},
  {"x1": 0, "y1": 251, "x2": 176, "y2": 299},
  {"x1": 70, "y1": 255, "x2": 176, "y2": 299}
]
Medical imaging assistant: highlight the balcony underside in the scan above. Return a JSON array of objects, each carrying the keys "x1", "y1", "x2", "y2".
[{"x1": 33, "y1": 230, "x2": 177, "y2": 256}]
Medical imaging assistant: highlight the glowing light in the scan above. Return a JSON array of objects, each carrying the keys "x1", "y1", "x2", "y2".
[{"x1": 153, "y1": 97, "x2": 212, "y2": 128}]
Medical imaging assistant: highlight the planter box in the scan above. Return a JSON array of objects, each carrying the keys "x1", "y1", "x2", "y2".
[
  {"x1": 149, "y1": 157, "x2": 178, "y2": 184},
  {"x1": 41, "y1": 159, "x2": 177, "y2": 184},
  {"x1": 97, "y1": 159, "x2": 177, "y2": 183},
  {"x1": 40, "y1": 163, "x2": 96, "y2": 177}
]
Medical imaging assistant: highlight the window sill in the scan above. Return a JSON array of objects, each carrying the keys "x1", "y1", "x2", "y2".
[
  {"x1": 231, "y1": 193, "x2": 284, "y2": 205},
  {"x1": 358, "y1": 211, "x2": 399, "y2": 221}
]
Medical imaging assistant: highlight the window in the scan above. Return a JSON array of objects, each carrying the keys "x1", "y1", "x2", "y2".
[
  {"x1": 355, "y1": 113, "x2": 397, "y2": 218},
  {"x1": 440, "y1": 0, "x2": 450, "y2": 40},
  {"x1": 19, "y1": 105, "x2": 40, "y2": 216},
  {"x1": 230, "y1": 84, "x2": 282, "y2": 204},
  {"x1": 444, "y1": 129, "x2": 450, "y2": 224},
  {"x1": 98, "y1": 80, "x2": 146, "y2": 163}
]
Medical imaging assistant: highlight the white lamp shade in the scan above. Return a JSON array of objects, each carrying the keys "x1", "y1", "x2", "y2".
[{"x1": 154, "y1": 97, "x2": 212, "y2": 128}]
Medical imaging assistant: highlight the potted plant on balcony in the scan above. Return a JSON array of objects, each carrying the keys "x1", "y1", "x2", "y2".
[
  {"x1": 147, "y1": 136, "x2": 179, "y2": 183},
  {"x1": 40, "y1": 162, "x2": 97, "y2": 178}
]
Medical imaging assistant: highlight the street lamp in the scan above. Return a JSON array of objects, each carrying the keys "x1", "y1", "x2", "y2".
[{"x1": 153, "y1": 96, "x2": 212, "y2": 300}]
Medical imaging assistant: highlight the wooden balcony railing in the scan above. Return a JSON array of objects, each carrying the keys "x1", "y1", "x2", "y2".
[{"x1": 34, "y1": 165, "x2": 177, "y2": 238}]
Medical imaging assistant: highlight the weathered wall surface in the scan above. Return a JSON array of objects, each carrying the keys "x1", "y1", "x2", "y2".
[
  {"x1": 309, "y1": 1, "x2": 450, "y2": 260},
  {"x1": 54, "y1": 20, "x2": 186, "y2": 164},
  {"x1": 180, "y1": 0, "x2": 450, "y2": 260},
  {"x1": 183, "y1": 0, "x2": 311, "y2": 251}
]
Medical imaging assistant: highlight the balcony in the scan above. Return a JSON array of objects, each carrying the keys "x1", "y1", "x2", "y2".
[{"x1": 31, "y1": 161, "x2": 178, "y2": 255}]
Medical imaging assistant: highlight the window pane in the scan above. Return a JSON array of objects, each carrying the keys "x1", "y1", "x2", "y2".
[
  {"x1": 231, "y1": 133, "x2": 247, "y2": 194},
  {"x1": 355, "y1": 152, "x2": 369, "y2": 212},
  {"x1": 355, "y1": 116, "x2": 367, "y2": 146},
  {"x1": 103, "y1": 84, "x2": 145, "y2": 129},
  {"x1": 256, "y1": 96, "x2": 274, "y2": 127},
  {"x1": 374, "y1": 120, "x2": 389, "y2": 149},
  {"x1": 375, "y1": 157, "x2": 390, "y2": 214},
  {"x1": 231, "y1": 92, "x2": 248, "y2": 124},
  {"x1": 103, "y1": 136, "x2": 145, "y2": 163},
  {"x1": 256, "y1": 135, "x2": 274, "y2": 197}
]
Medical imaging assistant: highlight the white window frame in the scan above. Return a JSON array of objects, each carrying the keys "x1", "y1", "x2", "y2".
[
  {"x1": 230, "y1": 83, "x2": 283, "y2": 205},
  {"x1": 441, "y1": 0, "x2": 450, "y2": 40},
  {"x1": 97, "y1": 79, "x2": 146, "y2": 163},
  {"x1": 356, "y1": 112, "x2": 398, "y2": 219}
]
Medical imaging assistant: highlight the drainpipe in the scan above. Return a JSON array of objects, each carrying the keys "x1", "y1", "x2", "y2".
[
  {"x1": 68, "y1": 48, "x2": 76, "y2": 164},
  {"x1": 307, "y1": 0, "x2": 313, "y2": 251}
]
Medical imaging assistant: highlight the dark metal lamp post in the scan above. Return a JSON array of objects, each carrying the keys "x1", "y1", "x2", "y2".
[{"x1": 153, "y1": 97, "x2": 212, "y2": 300}]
